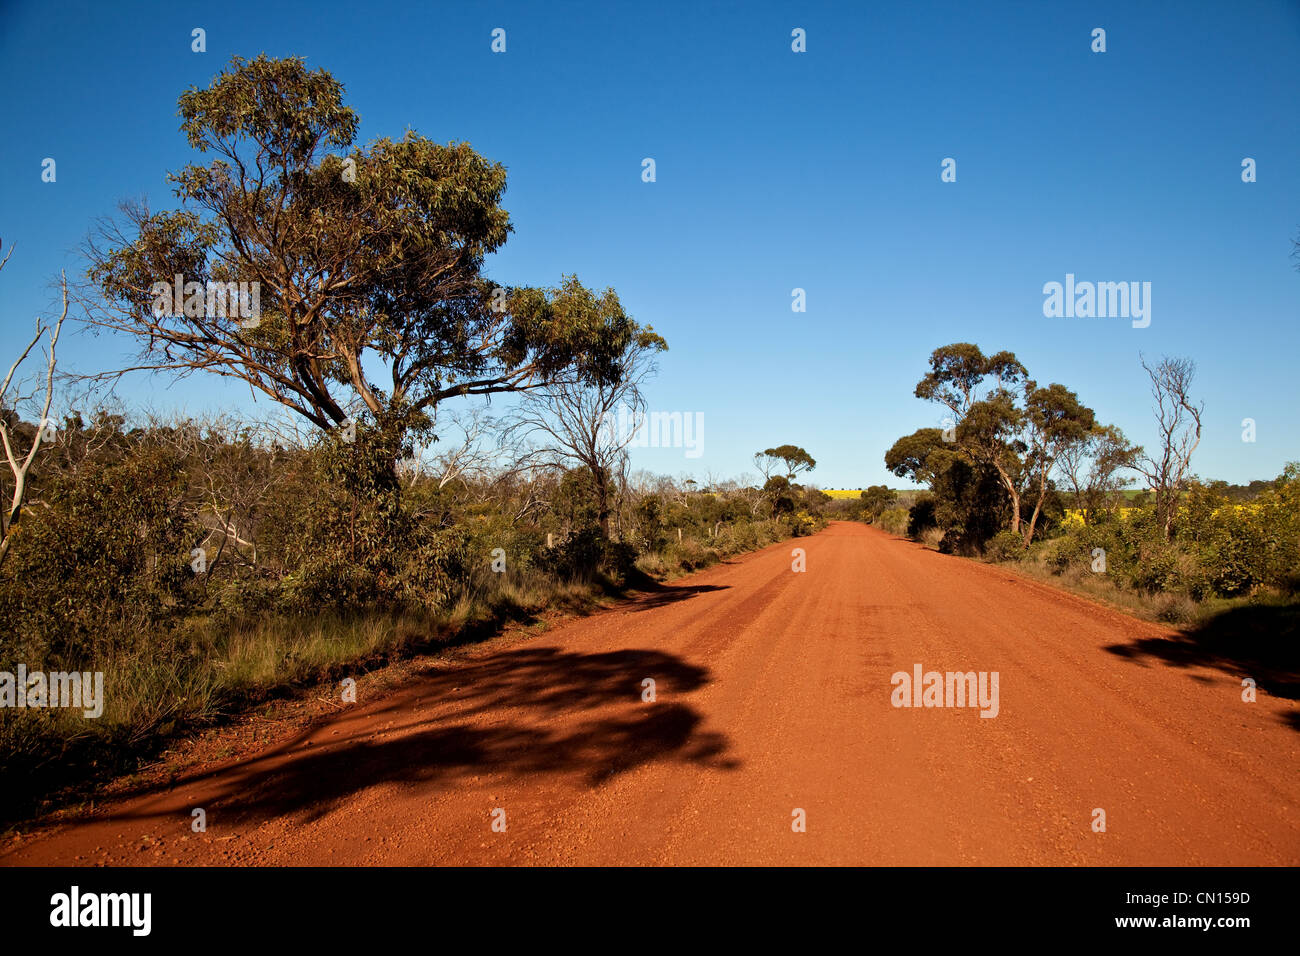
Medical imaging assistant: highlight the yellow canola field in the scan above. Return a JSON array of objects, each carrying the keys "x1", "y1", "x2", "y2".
[{"x1": 1061, "y1": 502, "x2": 1262, "y2": 527}]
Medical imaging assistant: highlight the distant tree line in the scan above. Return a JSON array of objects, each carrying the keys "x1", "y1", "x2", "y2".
[{"x1": 873, "y1": 343, "x2": 1298, "y2": 611}]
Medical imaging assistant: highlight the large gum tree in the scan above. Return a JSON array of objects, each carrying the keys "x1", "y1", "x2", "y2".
[{"x1": 85, "y1": 55, "x2": 652, "y2": 471}]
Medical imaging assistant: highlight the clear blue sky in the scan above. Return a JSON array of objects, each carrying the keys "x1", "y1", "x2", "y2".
[{"x1": 1, "y1": 0, "x2": 1297, "y2": 488}]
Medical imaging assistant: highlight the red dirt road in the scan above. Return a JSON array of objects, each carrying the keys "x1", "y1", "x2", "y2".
[{"x1": 4, "y1": 522, "x2": 1297, "y2": 866}]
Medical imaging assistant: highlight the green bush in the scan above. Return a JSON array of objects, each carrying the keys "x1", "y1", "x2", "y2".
[
  {"x1": 876, "y1": 507, "x2": 910, "y2": 536},
  {"x1": 985, "y1": 529, "x2": 1026, "y2": 562},
  {"x1": 1041, "y1": 468, "x2": 1300, "y2": 601},
  {"x1": 0, "y1": 443, "x2": 200, "y2": 668},
  {"x1": 906, "y1": 497, "x2": 938, "y2": 540},
  {"x1": 791, "y1": 510, "x2": 819, "y2": 537}
]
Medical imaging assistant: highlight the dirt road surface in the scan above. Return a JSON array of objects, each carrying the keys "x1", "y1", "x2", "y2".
[{"x1": 4, "y1": 522, "x2": 1297, "y2": 866}]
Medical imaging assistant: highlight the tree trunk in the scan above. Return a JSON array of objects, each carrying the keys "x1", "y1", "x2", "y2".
[
  {"x1": 993, "y1": 463, "x2": 1020, "y2": 534},
  {"x1": 1023, "y1": 469, "x2": 1049, "y2": 546},
  {"x1": 1024, "y1": 498, "x2": 1043, "y2": 547},
  {"x1": 593, "y1": 468, "x2": 611, "y2": 539}
]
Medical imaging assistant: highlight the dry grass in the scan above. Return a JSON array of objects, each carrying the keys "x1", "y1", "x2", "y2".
[
  {"x1": 920, "y1": 527, "x2": 946, "y2": 550},
  {"x1": 996, "y1": 548, "x2": 1230, "y2": 628}
]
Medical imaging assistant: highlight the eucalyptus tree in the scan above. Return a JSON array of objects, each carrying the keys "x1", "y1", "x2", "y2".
[{"x1": 84, "y1": 55, "x2": 646, "y2": 488}]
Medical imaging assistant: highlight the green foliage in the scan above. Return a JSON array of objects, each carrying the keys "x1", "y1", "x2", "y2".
[
  {"x1": 0, "y1": 440, "x2": 200, "y2": 668},
  {"x1": 885, "y1": 428, "x2": 1005, "y2": 553},
  {"x1": 791, "y1": 511, "x2": 820, "y2": 537},
  {"x1": 553, "y1": 468, "x2": 604, "y2": 532},
  {"x1": 89, "y1": 55, "x2": 649, "y2": 453},
  {"x1": 860, "y1": 485, "x2": 896, "y2": 518},
  {"x1": 763, "y1": 475, "x2": 796, "y2": 515},
  {"x1": 884, "y1": 427, "x2": 949, "y2": 485},
  {"x1": 1039, "y1": 466, "x2": 1300, "y2": 601},
  {"x1": 914, "y1": 343, "x2": 1027, "y2": 413},
  {"x1": 906, "y1": 496, "x2": 938, "y2": 540},
  {"x1": 757, "y1": 444, "x2": 816, "y2": 481},
  {"x1": 876, "y1": 507, "x2": 910, "y2": 536},
  {"x1": 985, "y1": 529, "x2": 1027, "y2": 562}
]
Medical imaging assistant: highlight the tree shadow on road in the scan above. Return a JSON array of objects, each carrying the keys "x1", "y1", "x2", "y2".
[
  {"x1": 1102, "y1": 600, "x2": 1300, "y2": 714},
  {"x1": 94, "y1": 646, "x2": 737, "y2": 826},
  {"x1": 628, "y1": 583, "x2": 729, "y2": 612}
]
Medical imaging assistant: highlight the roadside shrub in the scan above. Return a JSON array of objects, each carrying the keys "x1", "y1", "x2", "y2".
[
  {"x1": 394, "y1": 525, "x2": 472, "y2": 610},
  {"x1": 280, "y1": 556, "x2": 382, "y2": 611},
  {"x1": 545, "y1": 526, "x2": 605, "y2": 578},
  {"x1": 0, "y1": 443, "x2": 200, "y2": 668},
  {"x1": 1255, "y1": 465, "x2": 1300, "y2": 590},
  {"x1": 791, "y1": 510, "x2": 819, "y2": 537},
  {"x1": 906, "y1": 497, "x2": 938, "y2": 540},
  {"x1": 876, "y1": 507, "x2": 910, "y2": 536},
  {"x1": 1046, "y1": 529, "x2": 1095, "y2": 575},
  {"x1": 922, "y1": 527, "x2": 947, "y2": 550},
  {"x1": 1042, "y1": 478, "x2": 1300, "y2": 602},
  {"x1": 212, "y1": 575, "x2": 281, "y2": 621},
  {"x1": 1150, "y1": 591, "x2": 1199, "y2": 625},
  {"x1": 984, "y1": 529, "x2": 1026, "y2": 562}
]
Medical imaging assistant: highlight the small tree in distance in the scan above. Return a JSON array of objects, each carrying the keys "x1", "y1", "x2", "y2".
[
  {"x1": 754, "y1": 444, "x2": 816, "y2": 484},
  {"x1": 860, "y1": 485, "x2": 896, "y2": 519}
]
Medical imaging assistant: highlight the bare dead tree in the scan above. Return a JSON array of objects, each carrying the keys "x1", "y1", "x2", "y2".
[
  {"x1": 401, "y1": 405, "x2": 504, "y2": 491},
  {"x1": 506, "y1": 334, "x2": 664, "y2": 538},
  {"x1": 503, "y1": 463, "x2": 556, "y2": 526},
  {"x1": 726, "y1": 473, "x2": 767, "y2": 517},
  {"x1": 751, "y1": 453, "x2": 778, "y2": 482},
  {"x1": 1134, "y1": 355, "x2": 1203, "y2": 540},
  {"x1": 43, "y1": 405, "x2": 125, "y2": 480},
  {"x1": 1055, "y1": 423, "x2": 1140, "y2": 525},
  {"x1": 0, "y1": 244, "x2": 70, "y2": 568}
]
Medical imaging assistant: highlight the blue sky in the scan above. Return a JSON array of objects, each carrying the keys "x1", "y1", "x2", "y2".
[{"x1": 1, "y1": 0, "x2": 1297, "y2": 488}]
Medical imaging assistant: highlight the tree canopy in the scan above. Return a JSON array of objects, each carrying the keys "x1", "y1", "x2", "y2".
[
  {"x1": 890, "y1": 343, "x2": 1101, "y2": 550},
  {"x1": 85, "y1": 55, "x2": 649, "y2": 448},
  {"x1": 755, "y1": 444, "x2": 816, "y2": 483}
]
